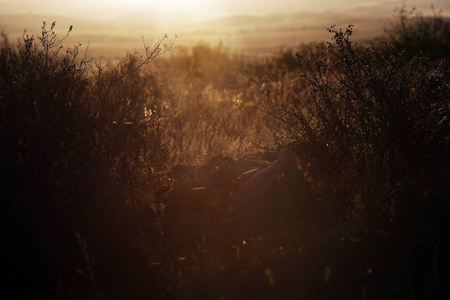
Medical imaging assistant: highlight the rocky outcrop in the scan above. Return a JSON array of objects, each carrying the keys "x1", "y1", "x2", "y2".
[{"x1": 163, "y1": 150, "x2": 312, "y2": 247}]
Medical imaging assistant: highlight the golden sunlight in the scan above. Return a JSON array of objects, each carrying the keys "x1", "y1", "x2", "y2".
[
  {"x1": 108, "y1": 0, "x2": 224, "y2": 19},
  {"x1": 0, "y1": 0, "x2": 447, "y2": 56}
]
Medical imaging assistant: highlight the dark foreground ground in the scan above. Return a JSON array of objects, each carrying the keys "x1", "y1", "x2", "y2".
[{"x1": 2, "y1": 149, "x2": 450, "y2": 299}]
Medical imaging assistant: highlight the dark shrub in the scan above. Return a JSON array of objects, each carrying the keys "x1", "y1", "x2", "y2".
[
  {"x1": 385, "y1": 3, "x2": 450, "y2": 59},
  {"x1": 273, "y1": 24, "x2": 449, "y2": 299},
  {"x1": 0, "y1": 22, "x2": 170, "y2": 298},
  {"x1": 281, "y1": 25, "x2": 449, "y2": 187}
]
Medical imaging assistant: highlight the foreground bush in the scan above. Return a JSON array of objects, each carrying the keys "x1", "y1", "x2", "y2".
[
  {"x1": 273, "y1": 24, "x2": 449, "y2": 298},
  {"x1": 0, "y1": 22, "x2": 171, "y2": 298},
  {"x1": 284, "y1": 25, "x2": 449, "y2": 184},
  {"x1": 385, "y1": 3, "x2": 450, "y2": 58}
]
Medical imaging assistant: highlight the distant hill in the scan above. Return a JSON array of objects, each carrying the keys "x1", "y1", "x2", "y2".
[{"x1": 0, "y1": 9, "x2": 389, "y2": 57}]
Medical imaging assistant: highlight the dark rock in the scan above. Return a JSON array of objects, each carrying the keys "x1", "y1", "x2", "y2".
[
  {"x1": 169, "y1": 165, "x2": 195, "y2": 181},
  {"x1": 227, "y1": 149, "x2": 312, "y2": 243},
  {"x1": 261, "y1": 150, "x2": 279, "y2": 162},
  {"x1": 164, "y1": 150, "x2": 313, "y2": 254}
]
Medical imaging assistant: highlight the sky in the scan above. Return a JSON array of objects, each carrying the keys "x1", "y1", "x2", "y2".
[
  {"x1": 1, "y1": 0, "x2": 448, "y2": 56},
  {"x1": 1, "y1": 0, "x2": 448, "y2": 18}
]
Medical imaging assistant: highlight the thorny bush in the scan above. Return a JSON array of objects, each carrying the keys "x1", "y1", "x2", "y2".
[
  {"x1": 0, "y1": 22, "x2": 173, "y2": 298},
  {"x1": 385, "y1": 2, "x2": 450, "y2": 59},
  {"x1": 280, "y1": 25, "x2": 449, "y2": 185}
]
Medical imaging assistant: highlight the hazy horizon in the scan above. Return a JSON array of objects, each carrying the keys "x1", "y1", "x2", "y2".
[{"x1": 1, "y1": 0, "x2": 448, "y2": 57}]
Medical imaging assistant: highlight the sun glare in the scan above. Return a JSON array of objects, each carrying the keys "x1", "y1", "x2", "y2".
[{"x1": 104, "y1": 0, "x2": 224, "y2": 21}]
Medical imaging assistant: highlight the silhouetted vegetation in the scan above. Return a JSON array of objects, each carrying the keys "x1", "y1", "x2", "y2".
[
  {"x1": 1, "y1": 4, "x2": 449, "y2": 299},
  {"x1": 1, "y1": 22, "x2": 171, "y2": 299},
  {"x1": 273, "y1": 24, "x2": 450, "y2": 298},
  {"x1": 385, "y1": 2, "x2": 450, "y2": 58}
]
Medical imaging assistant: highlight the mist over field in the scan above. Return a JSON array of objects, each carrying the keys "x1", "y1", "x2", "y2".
[{"x1": 1, "y1": 0, "x2": 448, "y2": 56}]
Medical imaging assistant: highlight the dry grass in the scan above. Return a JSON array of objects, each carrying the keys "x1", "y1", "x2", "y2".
[{"x1": 150, "y1": 43, "x2": 302, "y2": 166}]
